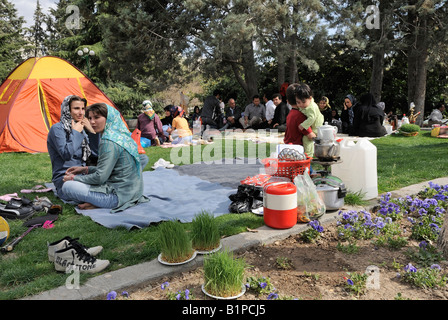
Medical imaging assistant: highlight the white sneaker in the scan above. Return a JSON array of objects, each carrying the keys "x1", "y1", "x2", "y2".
[
  {"x1": 48, "y1": 236, "x2": 103, "y2": 262},
  {"x1": 152, "y1": 158, "x2": 174, "y2": 169},
  {"x1": 54, "y1": 243, "x2": 110, "y2": 274}
]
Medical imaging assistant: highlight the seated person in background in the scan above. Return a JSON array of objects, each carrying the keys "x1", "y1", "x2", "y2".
[
  {"x1": 62, "y1": 103, "x2": 148, "y2": 212},
  {"x1": 47, "y1": 95, "x2": 99, "y2": 202},
  {"x1": 341, "y1": 94, "x2": 358, "y2": 135},
  {"x1": 220, "y1": 98, "x2": 242, "y2": 130},
  {"x1": 161, "y1": 105, "x2": 174, "y2": 142},
  {"x1": 137, "y1": 100, "x2": 166, "y2": 146},
  {"x1": 428, "y1": 104, "x2": 446, "y2": 126},
  {"x1": 269, "y1": 93, "x2": 289, "y2": 132},
  {"x1": 352, "y1": 93, "x2": 387, "y2": 137},
  {"x1": 318, "y1": 96, "x2": 332, "y2": 124},
  {"x1": 330, "y1": 109, "x2": 342, "y2": 133},
  {"x1": 191, "y1": 106, "x2": 201, "y2": 123},
  {"x1": 167, "y1": 106, "x2": 193, "y2": 144},
  {"x1": 263, "y1": 93, "x2": 276, "y2": 125},
  {"x1": 294, "y1": 83, "x2": 324, "y2": 158},
  {"x1": 239, "y1": 95, "x2": 266, "y2": 129}
]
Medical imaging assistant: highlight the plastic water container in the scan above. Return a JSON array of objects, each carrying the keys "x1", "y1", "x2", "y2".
[
  {"x1": 263, "y1": 182, "x2": 297, "y2": 229},
  {"x1": 330, "y1": 139, "x2": 378, "y2": 200}
]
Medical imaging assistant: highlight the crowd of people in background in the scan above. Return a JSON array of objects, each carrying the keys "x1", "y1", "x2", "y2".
[
  {"x1": 46, "y1": 84, "x2": 447, "y2": 217},
  {"x1": 136, "y1": 84, "x2": 447, "y2": 148}
]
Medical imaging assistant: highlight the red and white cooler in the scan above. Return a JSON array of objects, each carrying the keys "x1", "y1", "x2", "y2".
[{"x1": 263, "y1": 182, "x2": 297, "y2": 229}]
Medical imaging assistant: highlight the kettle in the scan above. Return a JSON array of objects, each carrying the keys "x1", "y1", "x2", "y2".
[
  {"x1": 317, "y1": 122, "x2": 338, "y2": 141},
  {"x1": 314, "y1": 139, "x2": 341, "y2": 160}
]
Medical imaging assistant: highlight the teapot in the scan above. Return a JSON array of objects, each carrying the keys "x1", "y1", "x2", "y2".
[{"x1": 317, "y1": 122, "x2": 337, "y2": 141}]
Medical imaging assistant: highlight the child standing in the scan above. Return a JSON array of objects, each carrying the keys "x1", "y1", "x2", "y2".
[{"x1": 294, "y1": 84, "x2": 324, "y2": 158}]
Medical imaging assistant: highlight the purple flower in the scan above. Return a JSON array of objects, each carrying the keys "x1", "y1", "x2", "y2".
[
  {"x1": 347, "y1": 279, "x2": 354, "y2": 286},
  {"x1": 267, "y1": 292, "x2": 279, "y2": 300},
  {"x1": 430, "y1": 264, "x2": 441, "y2": 270},
  {"x1": 404, "y1": 263, "x2": 417, "y2": 273},
  {"x1": 419, "y1": 241, "x2": 428, "y2": 249},
  {"x1": 259, "y1": 282, "x2": 267, "y2": 289},
  {"x1": 161, "y1": 281, "x2": 169, "y2": 290},
  {"x1": 107, "y1": 291, "x2": 117, "y2": 300}
]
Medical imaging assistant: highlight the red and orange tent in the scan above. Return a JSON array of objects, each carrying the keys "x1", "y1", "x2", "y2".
[{"x1": 0, "y1": 56, "x2": 118, "y2": 153}]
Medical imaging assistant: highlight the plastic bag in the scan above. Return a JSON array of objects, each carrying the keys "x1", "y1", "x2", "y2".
[
  {"x1": 293, "y1": 169, "x2": 326, "y2": 222},
  {"x1": 228, "y1": 184, "x2": 263, "y2": 214},
  {"x1": 140, "y1": 137, "x2": 152, "y2": 148}
]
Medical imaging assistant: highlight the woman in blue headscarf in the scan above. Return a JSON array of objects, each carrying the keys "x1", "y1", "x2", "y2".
[{"x1": 62, "y1": 103, "x2": 148, "y2": 212}]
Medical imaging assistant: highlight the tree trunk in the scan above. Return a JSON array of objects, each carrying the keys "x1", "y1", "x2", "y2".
[
  {"x1": 277, "y1": 50, "x2": 286, "y2": 91},
  {"x1": 229, "y1": 40, "x2": 259, "y2": 104},
  {"x1": 370, "y1": 46, "x2": 385, "y2": 103},
  {"x1": 406, "y1": 7, "x2": 428, "y2": 125}
]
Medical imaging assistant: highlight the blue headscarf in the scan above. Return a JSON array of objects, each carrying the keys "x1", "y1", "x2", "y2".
[{"x1": 101, "y1": 105, "x2": 140, "y2": 171}]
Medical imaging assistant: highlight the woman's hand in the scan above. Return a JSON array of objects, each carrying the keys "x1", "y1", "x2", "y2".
[
  {"x1": 81, "y1": 118, "x2": 96, "y2": 133},
  {"x1": 72, "y1": 120, "x2": 84, "y2": 132},
  {"x1": 63, "y1": 173, "x2": 75, "y2": 182},
  {"x1": 66, "y1": 166, "x2": 88, "y2": 175}
]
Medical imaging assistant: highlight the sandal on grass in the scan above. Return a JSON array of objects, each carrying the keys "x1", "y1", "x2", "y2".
[
  {"x1": 20, "y1": 185, "x2": 52, "y2": 194},
  {"x1": 0, "y1": 193, "x2": 19, "y2": 202},
  {"x1": 0, "y1": 198, "x2": 35, "y2": 220}
]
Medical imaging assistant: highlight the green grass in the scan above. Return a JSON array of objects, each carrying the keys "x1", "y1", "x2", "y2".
[
  {"x1": 371, "y1": 131, "x2": 448, "y2": 193},
  {"x1": 0, "y1": 132, "x2": 447, "y2": 299}
]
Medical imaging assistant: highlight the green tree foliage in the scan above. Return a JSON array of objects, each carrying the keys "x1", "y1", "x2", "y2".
[{"x1": 0, "y1": 0, "x2": 27, "y2": 81}]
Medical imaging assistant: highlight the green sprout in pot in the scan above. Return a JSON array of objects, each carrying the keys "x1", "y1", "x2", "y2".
[
  {"x1": 203, "y1": 250, "x2": 247, "y2": 298},
  {"x1": 158, "y1": 220, "x2": 195, "y2": 263},
  {"x1": 191, "y1": 211, "x2": 221, "y2": 251},
  {"x1": 399, "y1": 124, "x2": 420, "y2": 136}
]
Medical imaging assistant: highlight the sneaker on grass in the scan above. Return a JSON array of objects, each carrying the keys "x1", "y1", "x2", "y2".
[
  {"x1": 54, "y1": 243, "x2": 109, "y2": 274},
  {"x1": 48, "y1": 236, "x2": 103, "y2": 262}
]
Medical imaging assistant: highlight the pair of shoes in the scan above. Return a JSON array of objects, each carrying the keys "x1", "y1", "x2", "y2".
[
  {"x1": 0, "y1": 197, "x2": 35, "y2": 220},
  {"x1": 32, "y1": 196, "x2": 53, "y2": 212},
  {"x1": 49, "y1": 237, "x2": 109, "y2": 274},
  {"x1": 152, "y1": 158, "x2": 174, "y2": 169}
]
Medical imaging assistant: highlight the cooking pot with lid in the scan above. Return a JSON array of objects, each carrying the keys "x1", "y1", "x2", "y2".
[{"x1": 313, "y1": 176, "x2": 346, "y2": 210}]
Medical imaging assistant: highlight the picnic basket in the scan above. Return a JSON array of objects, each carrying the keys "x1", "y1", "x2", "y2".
[{"x1": 262, "y1": 156, "x2": 311, "y2": 181}]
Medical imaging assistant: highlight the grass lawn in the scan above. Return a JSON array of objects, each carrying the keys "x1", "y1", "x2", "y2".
[{"x1": 0, "y1": 131, "x2": 447, "y2": 300}]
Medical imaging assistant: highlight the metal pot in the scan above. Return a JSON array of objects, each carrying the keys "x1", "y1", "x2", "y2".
[
  {"x1": 313, "y1": 176, "x2": 346, "y2": 211},
  {"x1": 314, "y1": 139, "x2": 340, "y2": 160}
]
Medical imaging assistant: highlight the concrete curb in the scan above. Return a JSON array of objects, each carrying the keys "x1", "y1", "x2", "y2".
[{"x1": 23, "y1": 177, "x2": 448, "y2": 300}]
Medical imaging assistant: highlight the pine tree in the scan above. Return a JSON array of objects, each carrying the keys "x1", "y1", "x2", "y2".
[{"x1": 0, "y1": 0, "x2": 27, "y2": 81}]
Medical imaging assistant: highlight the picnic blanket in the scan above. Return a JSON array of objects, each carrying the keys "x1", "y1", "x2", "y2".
[{"x1": 48, "y1": 158, "x2": 265, "y2": 230}]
